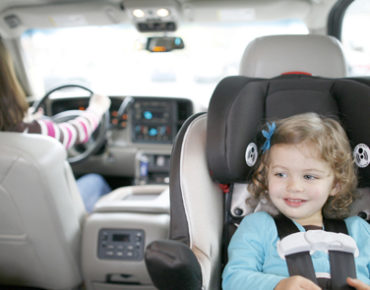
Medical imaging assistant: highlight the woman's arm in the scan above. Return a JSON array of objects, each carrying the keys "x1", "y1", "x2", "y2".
[{"x1": 23, "y1": 94, "x2": 110, "y2": 149}]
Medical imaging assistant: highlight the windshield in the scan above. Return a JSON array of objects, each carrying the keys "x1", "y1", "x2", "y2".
[{"x1": 21, "y1": 20, "x2": 308, "y2": 108}]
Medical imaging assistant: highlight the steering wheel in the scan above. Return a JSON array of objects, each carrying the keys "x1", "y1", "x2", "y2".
[{"x1": 32, "y1": 84, "x2": 109, "y2": 164}]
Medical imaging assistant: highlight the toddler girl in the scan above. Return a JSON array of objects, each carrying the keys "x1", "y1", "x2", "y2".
[{"x1": 222, "y1": 113, "x2": 370, "y2": 290}]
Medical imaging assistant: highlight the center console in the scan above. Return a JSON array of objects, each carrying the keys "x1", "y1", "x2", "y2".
[
  {"x1": 76, "y1": 97, "x2": 193, "y2": 288},
  {"x1": 81, "y1": 185, "x2": 169, "y2": 290}
]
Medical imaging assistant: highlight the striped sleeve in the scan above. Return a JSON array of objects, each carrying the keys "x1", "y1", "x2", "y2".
[{"x1": 22, "y1": 109, "x2": 102, "y2": 149}]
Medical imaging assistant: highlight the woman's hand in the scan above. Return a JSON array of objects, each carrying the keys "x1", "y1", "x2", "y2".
[
  {"x1": 275, "y1": 276, "x2": 321, "y2": 290},
  {"x1": 87, "y1": 94, "x2": 111, "y2": 117},
  {"x1": 23, "y1": 107, "x2": 44, "y2": 122},
  {"x1": 347, "y1": 277, "x2": 370, "y2": 290}
]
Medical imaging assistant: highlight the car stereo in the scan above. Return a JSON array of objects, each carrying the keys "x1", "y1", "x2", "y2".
[{"x1": 131, "y1": 98, "x2": 181, "y2": 144}]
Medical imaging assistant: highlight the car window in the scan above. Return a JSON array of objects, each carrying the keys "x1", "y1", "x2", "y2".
[
  {"x1": 341, "y1": 0, "x2": 370, "y2": 76},
  {"x1": 21, "y1": 20, "x2": 307, "y2": 107}
]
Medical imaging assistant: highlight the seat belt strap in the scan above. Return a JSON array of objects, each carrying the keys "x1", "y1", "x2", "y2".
[
  {"x1": 323, "y1": 218, "x2": 357, "y2": 289},
  {"x1": 285, "y1": 252, "x2": 318, "y2": 283},
  {"x1": 274, "y1": 214, "x2": 300, "y2": 239},
  {"x1": 329, "y1": 251, "x2": 356, "y2": 290},
  {"x1": 323, "y1": 218, "x2": 348, "y2": 234},
  {"x1": 273, "y1": 214, "x2": 356, "y2": 290},
  {"x1": 274, "y1": 214, "x2": 318, "y2": 283}
]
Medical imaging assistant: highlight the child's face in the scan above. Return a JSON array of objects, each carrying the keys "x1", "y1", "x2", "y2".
[{"x1": 267, "y1": 142, "x2": 337, "y2": 226}]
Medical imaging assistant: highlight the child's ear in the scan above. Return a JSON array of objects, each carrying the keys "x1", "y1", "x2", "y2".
[{"x1": 330, "y1": 182, "x2": 340, "y2": 196}]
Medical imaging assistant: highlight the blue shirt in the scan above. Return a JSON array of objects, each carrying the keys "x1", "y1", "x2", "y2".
[{"x1": 222, "y1": 211, "x2": 370, "y2": 290}]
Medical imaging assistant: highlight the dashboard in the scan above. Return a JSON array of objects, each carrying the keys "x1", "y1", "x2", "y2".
[
  {"x1": 50, "y1": 96, "x2": 193, "y2": 144},
  {"x1": 131, "y1": 98, "x2": 192, "y2": 144},
  {"x1": 48, "y1": 96, "x2": 194, "y2": 185}
]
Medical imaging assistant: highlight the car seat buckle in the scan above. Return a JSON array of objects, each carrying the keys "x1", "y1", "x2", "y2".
[{"x1": 277, "y1": 230, "x2": 359, "y2": 260}]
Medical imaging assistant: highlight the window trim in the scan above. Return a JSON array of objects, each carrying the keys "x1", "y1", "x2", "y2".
[{"x1": 327, "y1": 0, "x2": 354, "y2": 40}]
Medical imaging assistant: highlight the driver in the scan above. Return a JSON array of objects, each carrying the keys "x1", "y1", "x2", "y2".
[{"x1": 0, "y1": 38, "x2": 111, "y2": 212}]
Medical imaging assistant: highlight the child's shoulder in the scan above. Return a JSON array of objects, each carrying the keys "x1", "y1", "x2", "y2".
[
  {"x1": 240, "y1": 211, "x2": 276, "y2": 228},
  {"x1": 344, "y1": 216, "x2": 370, "y2": 235},
  {"x1": 244, "y1": 210, "x2": 274, "y2": 220},
  {"x1": 233, "y1": 211, "x2": 278, "y2": 242}
]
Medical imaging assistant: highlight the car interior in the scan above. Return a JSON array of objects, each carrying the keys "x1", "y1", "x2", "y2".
[{"x1": 0, "y1": 0, "x2": 369, "y2": 290}]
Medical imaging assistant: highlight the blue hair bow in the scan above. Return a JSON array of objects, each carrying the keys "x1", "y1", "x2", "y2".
[{"x1": 261, "y1": 122, "x2": 276, "y2": 153}]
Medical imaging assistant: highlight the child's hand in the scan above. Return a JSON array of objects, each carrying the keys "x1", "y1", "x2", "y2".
[
  {"x1": 347, "y1": 277, "x2": 370, "y2": 290},
  {"x1": 275, "y1": 276, "x2": 321, "y2": 290}
]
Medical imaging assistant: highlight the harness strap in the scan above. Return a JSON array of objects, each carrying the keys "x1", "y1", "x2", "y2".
[
  {"x1": 274, "y1": 214, "x2": 356, "y2": 290},
  {"x1": 329, "y1": 251, "x2": 356, "y2": 290},
  {"x1": 285, "y1": 252, "x2": 318, "y2": 283},
  {"x1": 274, "y1": 214, "x2": 319, "y2": 283},
  {"x1": 323, "y1": 218, "x2": 357, "y2": 289},
  {"x1": 323, "y1": 218, "x2": 348, "y2": 234}
]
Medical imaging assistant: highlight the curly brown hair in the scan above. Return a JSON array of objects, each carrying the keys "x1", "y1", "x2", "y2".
[
  {"x1": 0, "y1": 39, "x2": 28, "y2": 131},
  {"x1": 248, "y1": 113, "x2": 357, "y2": 219}
]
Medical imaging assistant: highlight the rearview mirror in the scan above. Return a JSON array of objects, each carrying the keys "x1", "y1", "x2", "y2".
[{"x1": 146, "y1": 36, "x2": 184, "y2": 52}]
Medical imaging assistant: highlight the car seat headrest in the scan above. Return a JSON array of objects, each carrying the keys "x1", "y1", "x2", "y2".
[
  {"x1": 239, "y1": 35, "x2": 348, "y2": 78},
  {"x1": 206, "y1": 75, "x2": 370, "y2": 187}
]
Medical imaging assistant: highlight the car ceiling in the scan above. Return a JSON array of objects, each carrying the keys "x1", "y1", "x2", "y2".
[{"x1": 0, "y1": 0, "x2": 338, "y2": 38}]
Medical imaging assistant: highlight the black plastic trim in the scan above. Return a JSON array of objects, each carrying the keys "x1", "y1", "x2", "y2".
[
  {"x1": 327, "y1": 0, "x2": 354, "y2": 40},
  {"x1": 145, "y1": 240, "x2": 202, "y2": 290}
]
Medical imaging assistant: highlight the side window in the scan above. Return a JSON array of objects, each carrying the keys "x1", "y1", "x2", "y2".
[{"x1": 341, "y1": 0, "x2": 370, "y2": 76}]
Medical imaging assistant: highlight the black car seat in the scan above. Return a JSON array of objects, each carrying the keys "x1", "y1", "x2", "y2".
[{"x1": 144, "y1": 35, "x2": 370, "y2": 290}]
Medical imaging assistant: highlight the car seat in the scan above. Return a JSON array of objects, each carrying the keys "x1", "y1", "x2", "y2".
[
  {"x1": 0, "y1": 132, "x2": 86, "y2": 289},
  {"x1": 144, "y1": 35, "x2": 370, "y2": 290}
]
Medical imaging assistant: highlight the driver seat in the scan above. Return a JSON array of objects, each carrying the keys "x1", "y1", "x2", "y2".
[{"x1": 0, "y1": 132, "x2": 86, "y2": 289}]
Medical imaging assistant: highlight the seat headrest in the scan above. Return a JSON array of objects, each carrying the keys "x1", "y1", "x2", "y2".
[
  {"x1": 206, "y1": 75, "x2": 370, "y2": 187},
  {"x1": 239, "y1": 35, "x2": 348, "y2": 78}
]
